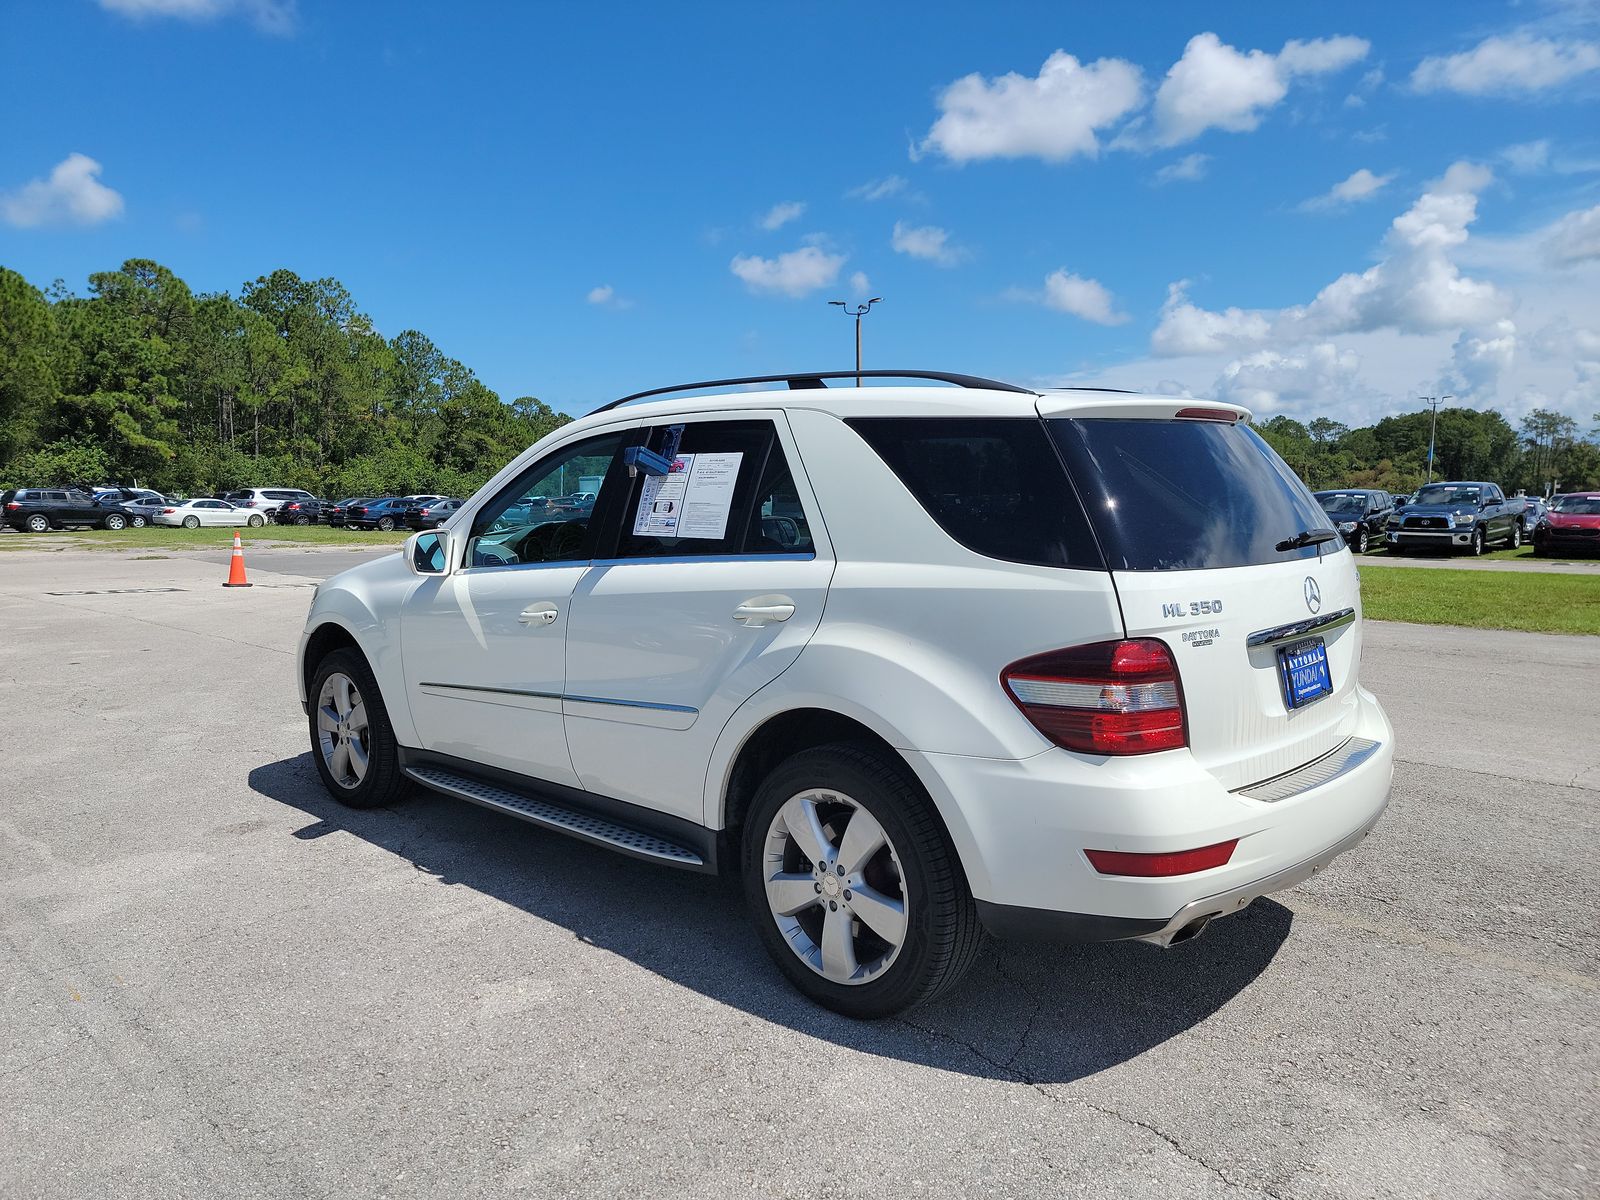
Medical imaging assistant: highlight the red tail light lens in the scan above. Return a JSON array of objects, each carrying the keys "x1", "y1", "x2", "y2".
[
  {"x1": 4, "y1": 502, "x2": 18, "y2": 510},
  {"x1": 1084, "y1": 840, "x2": 1237, "y2": 876},
  {"x1": 1002, "y1": 639, "x2": 1187, "y2": 755},
  {"x1": 161, "y1": 507, "x2": 176, "y2": 514},
  {"x1": 1175, "y1": 406, "x2": 1240, "y2": 422}
]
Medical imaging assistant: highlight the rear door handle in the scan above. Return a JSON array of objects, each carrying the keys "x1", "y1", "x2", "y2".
[
  {"x1": 733, "y1": 597, "x2": 795, "y2": 626},
  {"x1": 519, "y1": 603, "x2": 560, "y2": 626}
]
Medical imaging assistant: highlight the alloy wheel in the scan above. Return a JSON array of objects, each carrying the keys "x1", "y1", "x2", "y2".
[
  {"x1": 762, "y1": 788, "x2": 908, "y2": 986},
  {"x1": 316, "y1": 671, "x2": 370, "y2": 789}
]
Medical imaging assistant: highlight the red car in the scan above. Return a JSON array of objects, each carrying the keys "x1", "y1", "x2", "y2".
[{"x1": 1533, "y1": 493, "x2": 1600, "y2": 556}]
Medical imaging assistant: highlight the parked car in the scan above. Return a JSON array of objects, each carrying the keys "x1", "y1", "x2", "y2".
[
  {"x1": 1384, "y1": 480, "x2": 1521, "y2": 555},
  {"x1": 323, "y1": 497, "x2": 370, "y2": 528},
  {"x1": 4, "y1": 487, "x2": 140, "y2": 532},
  {"x1": 1515, "y1": 496, "x2": 1548, "y2": 538},
  {"x1": 152, "y1": 498, "x2": 266, "y2": 528},
  {"x1": 102, "y1": 491, "x2": 179, "y2": 528},
  {"x1": 1532, "y1": 492, "x2": 1600, "y2": 556},
  {"x1": 342, "y1": 497, "x2": 411, "y2": 531},
  {"x1": 1313, "y1": 489, "x2": 1392, "y2": 554},
  {"x1": 273, "y1": 497, "x2": 334, "y2": 525},
  {"x1": 223, "y1": 488, "x2": 317, "y2": 518},
  {"x1": 402, "y1": 497, "x2": 464, "y2": 530},
  {"x1": 297, "y1": 370, "x2": 1393, "y2": 1018}
]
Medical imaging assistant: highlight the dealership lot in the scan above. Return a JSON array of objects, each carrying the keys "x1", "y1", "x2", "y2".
[{"x1": 1, "y1": 548, "x2": 1595, "y2": 1199}]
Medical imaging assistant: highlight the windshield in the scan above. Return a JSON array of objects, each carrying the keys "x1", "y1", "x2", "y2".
[
  {"x1": 1317, "y1": 494, "x2": 1367, "y2": 516},
  {"x1": 1552, "y1": 496, "x2": 1600, "y2": 515},
  {"x1": 1049, "y1": 418, "x2": 1335, "y2": 570},
  {"x1": 1413, "y1": 484, "x2": 1481, "y2": 507}
]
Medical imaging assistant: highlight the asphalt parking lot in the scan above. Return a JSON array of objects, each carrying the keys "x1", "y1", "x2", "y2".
[{"x1": 1, "y1": 547, "x2": 1596, "y2": 1199}]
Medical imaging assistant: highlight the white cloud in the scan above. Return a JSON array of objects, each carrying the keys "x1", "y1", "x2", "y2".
[
  {"x1": 1152, "y1": 282, "x2": 1274, "y2": 356},
  {"x1": 1153, "y1": 153, "x2": 1210, "y2": 184},
  {"x1": 891, "y1": 221, "x2": 965, "y2": 266},
  {"x1": 759, "y1": 201, "x2": 805, "y2": 231},
  {"x1": 1040, "y1": 270, "x2": 1128, "y2": 325},
  {"x1": 1412, "y1": 33, "x2": 1600, "y2": 96},
  {"x1": 849, "y1": 270, "x2": 872, "y2": 297},
  {"x1": 1154, "y1": 161, "x2": 1508, "y2": 356},
  {"x1": 0, "y1": 153, "x2": 124, "y2": 228},
  {"x1": 916, "y1": 50, "x2": 1144, "y2": 163},
  {"x1": 729, "y1": 245, "x2": 845, "y2": 297},
  {"x1": 1541, "y1": 203, "x2": 1600, "y2": 266},
  {"x1": 1151, "y1": 33, "x2": 1369, "y2": 146},
  {"x1": 1299, "y1": 167, "x2": 1396, "y2": 211},
  {"x1": 586, "y1": 285, "x2": 613, "y2": 305},
  {"x1": 97, "y1": 0, "x2": 295, "y2": 34},
  {"x1": 1446, "y1": 320, "x2": 1518, "y2": 398},
  {"x1": 1501, "y1": 139, "x2": 1552, "y2": 173},
  {"x1": 1212, "y1": 343, "x2": 1366, "y2": 413},
  {"x1": 847, "y1": 176, "x2": 907, "y2": 201}
]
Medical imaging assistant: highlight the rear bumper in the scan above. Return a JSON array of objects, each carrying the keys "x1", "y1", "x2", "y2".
[{"x1": 905, "y1": 686, "x2": 1394, "y2": 940}]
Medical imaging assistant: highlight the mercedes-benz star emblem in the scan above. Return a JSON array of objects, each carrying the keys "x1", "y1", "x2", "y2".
[{"x1": 1303, "y1": 576, "x2": 1322, "y2": 614}]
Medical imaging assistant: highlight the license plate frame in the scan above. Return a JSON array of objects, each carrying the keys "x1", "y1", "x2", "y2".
[{"x1": 1277, "y1": 636, "x2": 1333, "y2": 710}]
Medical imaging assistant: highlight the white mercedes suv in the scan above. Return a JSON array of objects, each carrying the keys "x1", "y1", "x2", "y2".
[{"x1": 297, "y1": 371, "x2": 1393, "y2": 1018}]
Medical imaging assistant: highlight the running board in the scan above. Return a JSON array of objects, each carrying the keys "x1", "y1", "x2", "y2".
[{"x1": 403, "y1": 765, "x2": 706, "y2": 868}]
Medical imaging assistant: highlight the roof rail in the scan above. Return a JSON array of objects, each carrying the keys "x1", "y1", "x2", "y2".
[{"x1": 593, "y1": 369, "x2": 1035, "y2": 414}]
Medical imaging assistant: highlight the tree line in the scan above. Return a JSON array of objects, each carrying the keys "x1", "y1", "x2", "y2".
[
  {"x1": 0, "y1": 259, "x2": 569, "y2": 500},
  {"x1": 2, "y1": 258, "x2": 1597, "y2": 500},
  {"x1": 1255, "y1": 407, "x2": 1600, "y2": 497}
]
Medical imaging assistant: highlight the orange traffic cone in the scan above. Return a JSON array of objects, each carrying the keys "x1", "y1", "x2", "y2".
[{"x1": 223, "y1": 531, "x2": 253, "y2": 588}]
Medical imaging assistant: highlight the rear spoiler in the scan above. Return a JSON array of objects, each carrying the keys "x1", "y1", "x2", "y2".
[{"x1": 1035, "y1": 395, "x2": 1252, "y2": 423}]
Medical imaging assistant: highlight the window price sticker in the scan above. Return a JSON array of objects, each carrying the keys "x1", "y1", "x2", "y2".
[{"x1": 632, "y1": 452, "x2": 742, "y2": 539}]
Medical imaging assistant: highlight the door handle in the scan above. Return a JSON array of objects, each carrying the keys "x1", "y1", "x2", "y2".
[
  {"x1": 733, "y1": 597, "x2": 795, "y2": 627},
  {"x1": 519, "y1": 603, "x2": 560, "y2": 626}
]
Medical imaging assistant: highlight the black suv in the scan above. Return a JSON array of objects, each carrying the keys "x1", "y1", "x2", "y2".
[
  {"x1": 4, "y1": 487, "x2": 139, "y2": 533},
  {"x1": 273, "y1": 497, "x2": 333, "y2": 525},
  {"x1": 1313, "y1": 489, "x2": 1393, "y2": 554}
]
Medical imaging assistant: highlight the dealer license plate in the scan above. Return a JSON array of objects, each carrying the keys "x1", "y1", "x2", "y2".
[{"x1": 1278, "y1": 637, "x2": 1332, "y2": 710}]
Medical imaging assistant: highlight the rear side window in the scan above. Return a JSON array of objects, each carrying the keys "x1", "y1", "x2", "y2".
[
  {"x1": 616, "y1": 420, "x2": 781, "y2": 559},
  {"x1": 848, "y1": 418, "x2": 1102, "y2": 569},
  {"x1": 1049, "y1": 418, "x2": 1334, "y2": 571}
]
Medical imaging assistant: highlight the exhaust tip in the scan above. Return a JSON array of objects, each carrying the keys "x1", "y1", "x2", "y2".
[{"x1": 1166, "y1": 915, "x2": 1212, "y2": 946}]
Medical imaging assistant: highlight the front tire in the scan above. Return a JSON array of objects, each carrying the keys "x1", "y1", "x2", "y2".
[
  {"x1": 103, "y1": 514, "x2": 127, "y2": 531},
  {"x1": 1469, "y1": 527, "x2": 1485, "y2": 556},
  {"x1": 741, "y1": 743, "x2": 982, "y2": 1019},
  {"x1": 130, "y1": 514, "x2": 147, "y2": 528},
  {"x1": 308, "y1": 648, "x2": 406, "y2": 809},
  {"x1": 1509, "y1": 523, "x2": 1522, "y2": 550},
  {"x1": 1355, "y1": 528, "x2": 1369, "y2": 554}
]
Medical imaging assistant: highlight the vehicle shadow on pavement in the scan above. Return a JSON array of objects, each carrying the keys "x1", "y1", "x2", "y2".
[{"x1": 249, "y1": 754, "x2": 1291, "y2": 1085}]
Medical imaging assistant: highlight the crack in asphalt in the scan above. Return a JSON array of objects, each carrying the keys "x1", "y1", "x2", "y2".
[{"x1": 893, "y1": 1007, "x2": 1285, "y2": 1196}]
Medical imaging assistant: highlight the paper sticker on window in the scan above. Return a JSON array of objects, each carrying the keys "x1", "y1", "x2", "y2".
[{"x1": 631, "y1": 451, "x2": 743, "y2": 539}]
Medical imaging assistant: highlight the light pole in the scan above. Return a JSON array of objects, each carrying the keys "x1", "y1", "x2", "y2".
[
  {"x1": 1420, "y1": 394, "x2": 1452, "y2": 483},
  {"x1": 828, "y1": 297, "x2": 882, "y2": 385}
]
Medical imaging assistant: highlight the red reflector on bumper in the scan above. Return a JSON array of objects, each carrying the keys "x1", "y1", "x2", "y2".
[{"x1": 1084, "y1": 839, "x2": 1238, "y2": 877}]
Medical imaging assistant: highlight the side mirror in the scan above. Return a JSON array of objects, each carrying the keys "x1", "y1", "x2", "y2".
[{"x1": 406, "y1": 529, "x2": 454, "y2": 576}]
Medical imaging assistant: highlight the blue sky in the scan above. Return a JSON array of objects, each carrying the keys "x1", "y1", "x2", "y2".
[{"x1": 3, "y1": 1, "x2": 1599, "y2": 424}]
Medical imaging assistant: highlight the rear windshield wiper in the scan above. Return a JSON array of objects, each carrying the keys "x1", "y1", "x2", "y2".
[{"x1": 1275, "y1": 528, "x2": 1340, "y2": 552}]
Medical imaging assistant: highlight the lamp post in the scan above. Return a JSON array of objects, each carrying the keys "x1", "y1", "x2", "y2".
[
  {"x1": 828, "y1": 297, "x2": 883, "y2": 385},
  {"x1": 1419, "y1": 394, "x2": 1452, "y2": 483}
]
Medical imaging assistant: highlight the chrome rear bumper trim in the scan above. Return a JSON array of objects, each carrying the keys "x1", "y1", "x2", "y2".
[
  {"x1": 1245, "y1": 606, "x2": 1356, "y2": 648},
  {"x1": 1233, "y1": 736, "x2": 1382, "y2": 804}
]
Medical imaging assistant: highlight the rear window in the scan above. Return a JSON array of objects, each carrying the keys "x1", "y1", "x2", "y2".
[
  {"x1": 848, "y1": 418, "x2": 1102, "y2": 569},
  {"x1": 1048, "y1": 418, "x2": 1335, "y2": 571}
]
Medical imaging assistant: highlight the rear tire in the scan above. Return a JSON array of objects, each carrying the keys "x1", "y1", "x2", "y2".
[
  {"x1": 1354, "y1": 528, "x2": 1369, "y2": 554},
  {"x1": 26, "y1": 514, "x2": 50, "y2": 533},
  {"x1": 377, "y1": 516, "x2": 395, "y2": 532},
  {"x1": 741, "y1": 743, "x2": 982, "y2": 1019},
  {"x1": 308, "y1": 648, "x2": 407, "y2": 809},
  {"x1": 296, "y1": 515, "x2": 310, "y2": 526},
  {"x1": 247, "y1": 514, "x2": 264, "y2": 527},
  {"x1": 183, "y1": 515, "x2": 200, "y2": 529}
]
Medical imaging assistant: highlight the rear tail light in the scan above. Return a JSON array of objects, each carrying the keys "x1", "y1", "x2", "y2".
[
  {"x1": 162, "y1": 507, "x2": 176, "y2": 514},
  {"x1": 1002, "y1": 639, "x2": 1187, "y2": 755},
  {"x1": 1084, "y1": 840, "x2": 1237, "y2": 876},
  {"x1": 4, "y1": 502, "x2": 18, "y2": 510}
]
